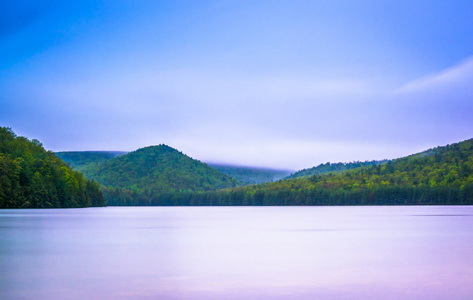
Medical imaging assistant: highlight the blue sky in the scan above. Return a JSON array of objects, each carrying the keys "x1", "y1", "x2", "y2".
[{"x1": 1, "y1": 0, "x2": 473, "y2": 170}]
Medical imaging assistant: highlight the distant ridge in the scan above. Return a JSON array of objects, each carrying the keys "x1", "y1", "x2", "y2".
[
  {"x1": 226, "y1": 137, "x2": 473, "y2": 206},
  {"x1": 57, "y1": 150, "x2": 293, "y2": 186},
  {"x1": 104, "y1": 137, "x2": 473, "y2": 206},
  {"x1": 55, "y1": 151, "x2": 127, "y2": 172},
  {"x1": 207, "y1": 163, "x2": 292, "y2": 185},
  {"x1": 52, "y1": 137, "x2": 473, "y2": 206},
  {"x1": 286, "y1": 160, "x2": 387, "y2": 179}
]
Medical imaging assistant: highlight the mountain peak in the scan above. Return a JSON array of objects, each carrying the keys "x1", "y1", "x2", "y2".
[{"x1": 84, "y1": 144, "x2": 239, "y2": 193}]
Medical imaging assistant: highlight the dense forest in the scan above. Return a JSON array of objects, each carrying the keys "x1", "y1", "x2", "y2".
[
  {"x1": 76, "y1": 145, "x2": 240, "y2": 204},
  {"x1": 3, "y1": 125, "x2": 472, "y2": 207},
  {"x1": 285, "y1": 160, "x2": 387, "y2": 179},
  {"x1": 207, "y1": 163, "x2": 292, "y2": 185},
  {"x1": 57, "y1": 151, "x2": 290, "y2": 186},
  {"x1": 110, "y1": 138, "x2": 473, "y2": 206},
  {"x1": 231, "y1": 139, "x2": 473, "y2": 206},
  {"x1": 55, "y1": 151, "x2": 127, "y2": 173},
  {"x1": 0, "y1": 127, "x2": 105, "y2": 208}
]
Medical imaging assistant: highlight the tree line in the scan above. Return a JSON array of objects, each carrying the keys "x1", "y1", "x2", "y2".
[
  {"x1": 106, "y1": 138, "x2": 473, "y2": 206},
  {"x1": 0, "y1": 127, "x2": 105, "y2": 208}
]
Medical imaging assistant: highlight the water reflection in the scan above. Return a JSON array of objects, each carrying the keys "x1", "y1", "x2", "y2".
[{"x1": 1, "y1": 206, "x2": 473, "y2": 299}]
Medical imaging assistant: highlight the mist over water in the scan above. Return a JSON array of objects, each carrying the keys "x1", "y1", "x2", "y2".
[{"x1": 1, "y1": 206, "x2": 473, "y2": 299}]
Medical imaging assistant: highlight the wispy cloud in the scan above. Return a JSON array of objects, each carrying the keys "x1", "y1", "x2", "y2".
[
  {"x1": 2, "y1": 1, "x2": 473, "y2": 169},
  {"x1": 395, "y1": 56, "x2": 473, "y2": 94}
]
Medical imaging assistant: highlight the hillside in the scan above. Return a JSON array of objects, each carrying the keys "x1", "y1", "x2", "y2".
[
  {"x1": 230, "y1": 138, "x2": 473, "y2": 205},
  {"x1": 285, "y1": 160, "x2": 387, "y2": 179},
  {"x1": 55, "y1": 151, "x2": 127, "y2": 171},
  {"x1": 140, "y1": 138, "x2": 473, "y2": 206},
  {"x1": 81, "y1": 145, "x2": 240, "y2": 204},
  {"x1": 208, "y1": 163, "x2": 292, "y2": 185},
  {"x1": 0, "y1": 127, "x2": 105, "y2": 208},
  {"x1": 55, "y1": 151, "x2": 127, "y2": 179},
  {"x1": 57, "y1": 151, "x2": 292, "y2": 186}
]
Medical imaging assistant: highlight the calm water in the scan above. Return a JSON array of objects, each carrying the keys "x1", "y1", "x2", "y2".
[{"x1": 1, "y1": 206, "x2": 473, "y2": 299}]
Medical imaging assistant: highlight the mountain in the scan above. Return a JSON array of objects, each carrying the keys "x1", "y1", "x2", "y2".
[
  {"x1": 0, "y1": 127, "x2": 105, "y2": 208},
  {"x1": 83, "y1": 145, "x2": 239, "y2": 196},
  {"x1": 146, "y1": 138, "x2": 473, "y2": 206},
  {"x1": 207, "y1": 163, "x2": 292, "y2": 185},
  {"x1": 228, "y1": 138, "x2": 473, "y2": 206},
  {"x1": 55, "y1": 151, "x2": 127, "y2": 179},
  {"x1": 16, "y1": 129, "x2": 472, "y2": 207},
  {"x1": 55, "y1": 151, "x2": 127, "y2": 171},
  {"x1": 285, "y1": 160, "x2": 388, "y2": 179},
  {"x1": 57, "y1": 151, "x2": 292, "y2": 186}
]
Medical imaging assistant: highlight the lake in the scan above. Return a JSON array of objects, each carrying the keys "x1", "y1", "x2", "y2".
[{"x1": 1, "y1": 206, "x2": 473, "y2": 299}]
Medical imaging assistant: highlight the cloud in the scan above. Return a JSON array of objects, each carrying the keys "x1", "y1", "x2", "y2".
[
  {"x1": 379, "y1": 56, "x2": 473, "y2": 146},
  {"x1": 4, "y1": 53, "x2": 473, "y2": 170},
  {"x1": 395, "y1": 56, "x2": 473, "y2": 95},
  {"x1": 7, "y1": 67, "x2": 379, "y2": 132},
  {"x1": 36, "y1": 68, "x2": 374, "y2": 106},
  {"x1": 171, "y1": 134, "x2": 408, "y2": 171}
]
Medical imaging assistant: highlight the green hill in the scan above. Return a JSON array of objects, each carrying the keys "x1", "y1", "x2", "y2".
[
  {"x1": 55, "y1": 151, "x2": 127, "y2": 171},
  {"x1": 142, "y1": 138, "x2": 473, "y2": 206},
  {"x1": 285, "y1": 160, "x2": 387, "y2": 179},
  {"x1": 207, "y1": 163, "x2": 292, "y2": 185},
  {"x1": 80, "y1": 145, "x2": 240, "y2": 205},
  {"x1": 55, "y1": 151, "x2": 127, "y2": 178},
  {"x1": 0, "y1": 127, "x2": 105, "y2": 208},
  {"x1": 228, "y1": 138, "x2": 473, "y2": 206},
  {"x1": 10, "y1": 127, "x2": 471, "y2": 207},
  {"x1": 56, "y1": 151, "x2": 292, "y2": 186}
]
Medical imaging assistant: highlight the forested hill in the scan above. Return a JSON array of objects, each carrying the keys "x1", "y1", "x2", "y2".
[
  {"x1": 139, "y1": 138, "x2": 473, "y2": 206},
  {"x1": 55, "y1": 151, "x2": 127, "y2": 172},
  {"x1": 230, "y1": 138, "x2": 473, "y2": 206},
  {"x1": 207, "y1": 163, "x2": 292, "y2": 185},
  {"x1": 84, "y1": 145, "x2": 239, "y2": 197},
  {"x1": 0, "y1": 127, "x2": 105, "y2": 208},
  {"x1": 285, "y1": 160, "x2": 387, "y2": 179}
]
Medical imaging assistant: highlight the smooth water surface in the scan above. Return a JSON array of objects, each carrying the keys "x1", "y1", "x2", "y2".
[{"x1": 1, "y1": 206, "x2": 473, "y2": 299}]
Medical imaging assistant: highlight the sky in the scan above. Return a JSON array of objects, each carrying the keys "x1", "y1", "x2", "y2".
[{"x1": 1, "y1": 0, "x2": 473, "y2": 170}]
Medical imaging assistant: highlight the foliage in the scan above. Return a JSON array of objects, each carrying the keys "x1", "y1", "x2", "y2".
[
  {"x1": 83, "y1": 145, "x2": 240, "y2": 199},
  {"x1": 22, "y1": 127, "x2": 472, "y2": 207},
  {"x1": 207, "y1": 163, "x2": 292, "y2": 185},
  {"x1": 55, "y1": 151, "x2": 127, "y2": 173},
  {"x1": 0, "y1": 127, "x2": 105, "y2": 208},
  {"x1": 108, "y1": 138, "x2": 473, "y2": 206},
  {"x1": 55, "y1": 151, "x2": 127, "y2": 180},
  {"x1": 285, "y1": 160, "x2": 387, "y2": 179},
  {"x1": 226, "y1": 139, "x2": 473, "y2": 206}
]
